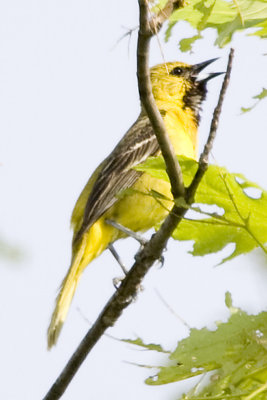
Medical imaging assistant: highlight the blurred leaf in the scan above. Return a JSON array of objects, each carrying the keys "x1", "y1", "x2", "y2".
[
  {"x1": 179, "y1": 34, "x2": 202, "y2": 51},
  {"x1": 255, "y1": 88, "x2": 267, "y2": 100},
  {"x1": 224, "y1": 290, "x2": 233, "y2": 308},
  {"x1": 251, "y1": 18, "x2": 267, "y2": 38},
  {"x1": 165, "y1": 0, "x2": 267, "y2": 49},
  {"x1": 0, "y1": 238, "x2": 23, "y2": 262},
  {"x1": 241, "y1": 87, "x2": 267, "y2": 113},
  {"x1": 241, "y1": 106, "x2": 253, "y2": 113},
  {"x1": 151, "y1": 0, "x2": 169, "y2": 13}
]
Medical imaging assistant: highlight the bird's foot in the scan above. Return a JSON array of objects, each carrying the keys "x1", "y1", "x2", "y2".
[
  {"x1": 156, "y1": 254, "x2": 165, "y2": 268},
  {"x1": 112, "y1": 276, "x2": 125, "y2": 289},
  {"x1": 112, "y1": 276, "x2": 144, "y2": 297}
]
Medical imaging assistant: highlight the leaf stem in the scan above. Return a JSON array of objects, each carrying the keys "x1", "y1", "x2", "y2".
[
  {"x1": 243, "y1": 381, "x2": 267, "y2": 400},
  {"x1": 232, "y1": 0, "x2": 244, "y2": 26}
]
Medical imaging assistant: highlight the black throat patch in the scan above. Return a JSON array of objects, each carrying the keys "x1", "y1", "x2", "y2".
[{"x1": 183, "y1": 81, "x2": 207, "y2": 124}]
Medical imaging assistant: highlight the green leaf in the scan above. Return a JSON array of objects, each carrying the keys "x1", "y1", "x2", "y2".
[
  {"x1": 254, "y1": 87, "x2": 267, "y2": 100},
  {"x1": 241, "y1": 106, "x2": 253, "y2": 113},
  {"x1": 136, "y1": 156, "x2": 267, "y2": 263},
  {"x1": 251, "y1": 17, "x2": 267, "y2": 38},
  {"x1": 122, "y1": 338, "x2": 170, "y2": 354},
  {"x1": 128, "y1": 295, "x2": 267, "y2": 399},
  {"x1": 225, "y1": 290, "x2": 233, "y2": 308},
  {"x1": 179, "y1": 34, "x2": 202, "y2": 51},
  {"x1": 142, "y1": 298, "x2": 267, "y2": 400},
  {"x1": 165, "y1": 0, "x2": 267, "y2": 50},
  {"x1": 241, "y1": 87, "x2": 267, "y2": 113}
]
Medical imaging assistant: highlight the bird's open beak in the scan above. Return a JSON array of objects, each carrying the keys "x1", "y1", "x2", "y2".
[
  {"x1": 193, "y1": 58, "x2": 219, "y2": 73},
  {"x1": 201, "y1": 71, "x2": 225, "y2": 82},
  {"x1": 192, "y1": 58, "x2": 224, "y2": 82}
]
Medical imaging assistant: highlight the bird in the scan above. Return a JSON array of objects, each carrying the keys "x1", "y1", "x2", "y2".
[{"x1": 47, "y1": 58, "x2": 220, "y2": 348}]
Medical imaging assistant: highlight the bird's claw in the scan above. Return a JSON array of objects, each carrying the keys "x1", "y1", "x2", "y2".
[{"x1": 113, "y1": 276, "x2": 125, "y2": 289}]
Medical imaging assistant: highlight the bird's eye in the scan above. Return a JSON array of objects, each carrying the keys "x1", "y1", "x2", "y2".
[{"x1": 170, "y1": 67, "x2": 183, "y2": 76}]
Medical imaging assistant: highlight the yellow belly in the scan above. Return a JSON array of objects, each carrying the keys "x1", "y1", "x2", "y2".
[{"x1": 104, "y1": 172, "x2": 172, "y2": 235}]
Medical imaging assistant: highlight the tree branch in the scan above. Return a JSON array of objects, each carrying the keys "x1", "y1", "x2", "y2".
[
  {"x1": 137, "y1": 0, "x2": 185, "y2": 200},
  {"x1": 186, "y1": 48, "x2": 234, "y2": 203},
  {"x1": 42, "y1": 3, "x2": 233, "y2": 399}
]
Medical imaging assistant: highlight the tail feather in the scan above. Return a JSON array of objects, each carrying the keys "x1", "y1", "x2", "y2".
[
  {"x1": 47, "y1": 236, "x2": 87, "y2": 349},
  {"x1": 47, "y1": 273, "x2": 79, "y2": 349},
  {"x1": 47, "y1": 220, "x2": 114, "y2": 349}
]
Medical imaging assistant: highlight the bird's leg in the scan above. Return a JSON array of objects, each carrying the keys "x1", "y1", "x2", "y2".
[
  {"x1": 108, "y1": 243, "x2": 144, "y2": 294},
  {"x1": 107, "y1": 218, "x2": 164, "y2": 268},
  {"x1": 108, "y1": 244, "x2": 128, "y2": 275},
  {"x1": 106, "y1": 219, "x2": 147, "y2": 290},
  {"x1": 108, "y1": 244, "x2": 128, "y2": 289},
  {"x1": 105, "y1": 219, "x2": 147, "y2": 246}
]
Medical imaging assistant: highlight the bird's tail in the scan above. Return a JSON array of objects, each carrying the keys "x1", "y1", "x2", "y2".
[{"x1": 47, "y1": 221, "x2": 112, "y2": 349}]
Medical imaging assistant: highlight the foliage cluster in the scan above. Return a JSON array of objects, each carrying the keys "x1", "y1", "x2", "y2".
[{"x1": 126, "y1": 293, "x2": 267, "y2": 400}]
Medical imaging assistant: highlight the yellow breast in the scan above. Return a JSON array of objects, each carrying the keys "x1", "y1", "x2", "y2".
[{"x1": 104, "y1": 107, "x2": 198, "y2": 237}]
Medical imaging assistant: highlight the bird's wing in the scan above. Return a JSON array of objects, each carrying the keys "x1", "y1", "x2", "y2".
[{"x1": 74, "y1": 116, "x2": 159, "y2": 242}]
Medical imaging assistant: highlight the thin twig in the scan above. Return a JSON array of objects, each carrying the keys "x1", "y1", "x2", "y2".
[
  {"x1": 154, "y1": 288, "x2": 191, "y2": 329},
  {"x1": 42, "y1": 8, "x2": 233, "y2": 400},
  {"x1": 111, "y1": 25, "x2": 138, "y2": 55},
  {"x1": 186, "y1": 48, "x2": 234, "y2": 203}
]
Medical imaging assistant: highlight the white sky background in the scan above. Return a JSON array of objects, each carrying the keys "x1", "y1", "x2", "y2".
[{"x1": 1, "y1": 1, "x2": 267, "y2": 399}]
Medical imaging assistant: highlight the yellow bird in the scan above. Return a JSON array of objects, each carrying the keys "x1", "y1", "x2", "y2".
[{"x1": 48, "y1": 59, "x2": 219, "y2": 348}]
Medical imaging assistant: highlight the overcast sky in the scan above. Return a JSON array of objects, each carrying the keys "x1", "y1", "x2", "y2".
[{"x1": 1, "y1": 1, "x2": 267, "y2": 399}]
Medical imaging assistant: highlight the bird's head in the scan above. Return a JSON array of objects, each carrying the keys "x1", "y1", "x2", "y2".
[{"x1": 150, "y1": 59, "x2": 222, "y2": 122}]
